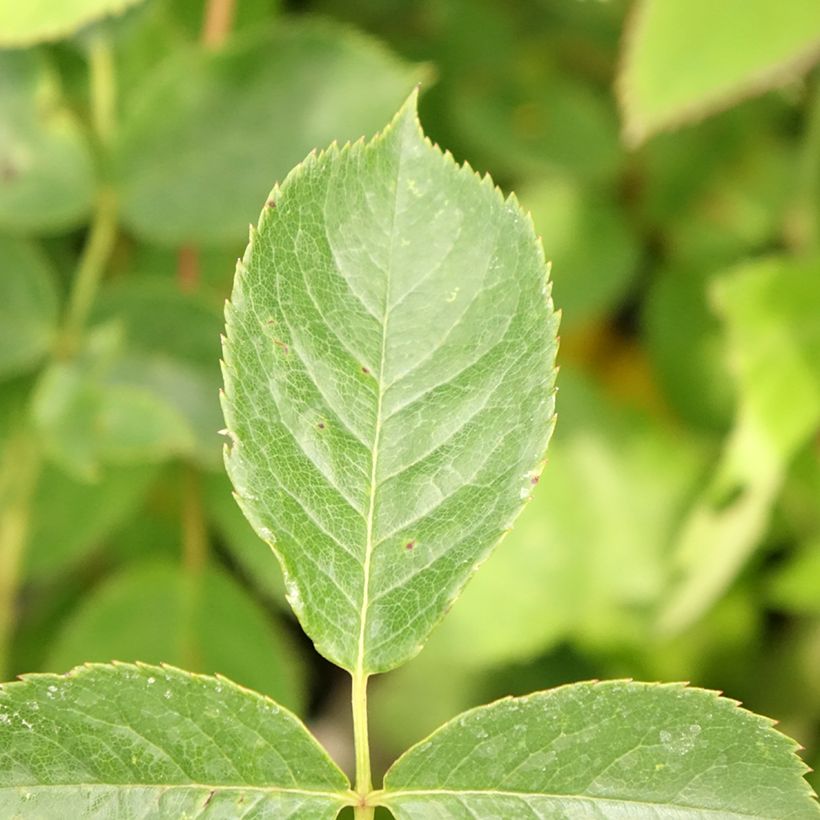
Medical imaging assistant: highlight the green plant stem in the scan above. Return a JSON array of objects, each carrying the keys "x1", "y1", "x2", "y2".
[
  {"x1": 60, "y1": 37, "x2": 119, "y2": 356},
  {"x1": 59, "y1": 188, "x2": 118, "y2": 356},
  {"x1": 352, "y1": 669, "x2": 374, "y2": 819},
  {"x1": 88, "y1": 36, "x2": 116, "y2": 146}
]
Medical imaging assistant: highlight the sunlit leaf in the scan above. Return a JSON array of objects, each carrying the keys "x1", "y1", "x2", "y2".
[
  {"x1": 619, "y1": 0, "x2": 820, "y2": 144},
  {"x1": 0, "y1": 0, "x2": 146, "y2": 46},
  {"x1": 659, "y1": 256, "x2": 820, "y2": 635}
]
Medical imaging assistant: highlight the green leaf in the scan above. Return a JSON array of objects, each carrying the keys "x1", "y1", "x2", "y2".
[
  {"x1": 92, "y1": 277, "x2": 225, "y2": 468},
  {"x1": 26, "y1": 461, "x2": 157, "y2": 581},
  {"x1": 770, "y1": 539, "x2": 820, "y2": 616},
  {"x1": 658, "y1": 256, "x2": 820, "y2": 635},
  {"x1": 643, "y1": 266, "x2": 733, "y2": 432},
  {"x1": 0, "y1": 0, "x2": 146, "y2": 46},
  {"x1": 114, "y1": 20, "x2": 428, "y2": 245},
  {"x1": 222, "y1": 93, "x2": 558, "y2": 674},
  {"x1": 0, "y1": 51, "x2": 94, "y2": 231},
  {"x1": 619, "y1": 0, "x2": 820, "y2": 144},
  {"x1": 0, "y1": 237, "x2": 59, "y2": 379},
  {"x1": 0, "y1": 663, "x2": 351, "y2": 816},
  {"x1": 519, "y1": 175, "x2": 639, "y2": 329},
  {"x1": 381, "y1": 681, "x2": 819, "y2": 818},
  {"x1": 33, "y1": 354, "x2": 195, "y2": 480},
  {"x1": 47, "y1": 561, "x2": 304, "y2": 710}
]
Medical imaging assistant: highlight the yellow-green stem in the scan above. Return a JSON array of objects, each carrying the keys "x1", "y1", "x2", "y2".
[
  {"x1": 352, "y1": 669, "x2": 374, "y2": 819},
  {"x1": 59, "y1": 188, "x2": 118, "y2": 356},
  {"x1": 88, "y1": 37, "x2": 116, "y2": 145},
  {"x1": 60, "y1": 37, "x2": 119, "y2": 356}
]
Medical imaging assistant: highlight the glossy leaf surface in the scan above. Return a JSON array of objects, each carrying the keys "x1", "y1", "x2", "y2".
[
  {"x1": 382, "y1": 681, "x2": 819, "y2": 818},
  {"x1": 222, "y1": 94, "x2": 558, "y2": 673}
]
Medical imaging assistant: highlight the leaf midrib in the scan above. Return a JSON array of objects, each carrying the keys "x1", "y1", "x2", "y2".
[
  {"x1": 380, "y1": 787, "x2": 777, "y2": 819},
  {"x1": 354, "y1": 122, "x2": 408, "y2": 677}
]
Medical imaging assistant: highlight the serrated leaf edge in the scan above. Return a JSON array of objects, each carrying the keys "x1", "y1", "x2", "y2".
[
  {"x1": 0, "y1": 660, "x2": 354, "y2": 803},
  {"x1": 378, "y1": 679, "x2": 818, "y2": 812},
  {"x1": 221, "y1": 89, "x2": 559, "y2": 674}
]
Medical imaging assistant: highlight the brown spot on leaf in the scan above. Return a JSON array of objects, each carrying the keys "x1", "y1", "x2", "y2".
[
  {"x1": 318, "y1": 422, "x2": 325, "y2": 429},
  {"x1": 531, "y1": 475, "x2": 539, "y2": 485},
  {"x1": 361, "y1": 366, "x2": 370, "y2": 375},
  {"x1": 405, "y1": 540, "x2": 415, "y2": 551},
  {"x1": 266, "y1": 199, "x2": 276, "y2": 208},
  {"x1": 273, "y1": 339, "x2": 289, "y2": 354}
]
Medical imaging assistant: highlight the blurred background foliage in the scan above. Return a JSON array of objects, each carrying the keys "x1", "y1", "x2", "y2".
[{"x1": 1, "y1": 0, "x2": 819, "y2": 791}]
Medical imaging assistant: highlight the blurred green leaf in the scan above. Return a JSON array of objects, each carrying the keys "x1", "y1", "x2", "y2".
[
  {"x1": 520, "y1": 175, "x2": 639, "y2": 328},
  {"x1": 0, "y1": 0, "x2": 146, "y2": 46},
  {"x1": 770, "y1": 540, "x2": 820, "y2": 616},
  {"x1": 47, "y1": 560, "x2": 304, "y2": 710},
  {"x1": 659, "y1": 256, "x2": 820, "y2": 635},
  {"x1": 26, "y1": 461, "x2": 157, "y2": 580},
  {"x1": 643, "y1": 266, "x2": 733, "y2": 432},
  {"x1": 382, "y1": 681, "x2": 819, "y2": 819},
  {"x1": 92, "y1": 277, "x2": 225, "y2": 467},
  {"x1": 620, "y1": 0, "x2": 820, "y2": 144},
  {"x1": 114, "y1": 19, "x2": 428, "y2": 245},
  {"x1": 452, "y1": 62, "x2": 621, "y2": 184},
  {"x1": 33, "y1": 351, "x2": 195, "y2": 480},
  {"x1": 0, "y1": 237, "x2": 59, "y2": 379},
  {"x1": 716, "y1": 256, "x2": 820, "y2": 460},
  {"x1": 0, "y1": 663, "x2": 350, "y2": 816},
  {"x1": 0, "y1": 50, "x2": 94, "y2": 232},
  {"x1": 203, "y1": 471, "x2": 287, "y2": 605}
]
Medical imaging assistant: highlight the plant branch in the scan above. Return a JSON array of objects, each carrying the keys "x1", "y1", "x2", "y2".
[
  {"x1": 60, "y1": 36, "x2": 119, "y2": 356},
  {"x1": 352, "y1": 669, "x2": 374, "y2": 819}
]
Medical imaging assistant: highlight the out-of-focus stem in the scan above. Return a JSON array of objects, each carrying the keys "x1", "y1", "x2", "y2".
[{"x1": 202, "y1": 0, "x2": 237, "y2": 48}]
